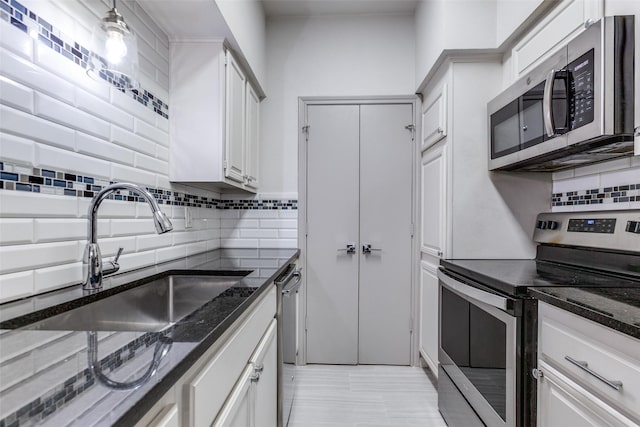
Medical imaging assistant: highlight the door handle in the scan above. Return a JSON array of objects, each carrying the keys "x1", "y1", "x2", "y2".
[
  {"x1": 362, "y1": 244, "x2": 381, "y2": 254},
  {"x1": 543, "y1": 69, "x2": 567, "y2": 137},
  {"x1": 338, "y1": 243, "x2": 356, "y2": 254}
]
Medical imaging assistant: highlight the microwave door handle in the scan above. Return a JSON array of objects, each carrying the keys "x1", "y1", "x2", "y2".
[{"x1": 543, "y1": 69, "x2": 557, "y2": 137}]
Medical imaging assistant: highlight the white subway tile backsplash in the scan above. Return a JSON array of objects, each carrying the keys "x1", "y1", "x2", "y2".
[
  {"x1": 221, "y1": 219, "x2": 260, "y2": 229},
  {"x1": 573, "y1": 157, "x2": 632, "y2": 177},
  {"x1": 33, "y1": 43, "x2": 110, "y2": 101},
  {"x1": 0, "y1": 192, "x2": 77, "y2": 218},
  {"x1": 0, "y1": 352, "x2": 34, "y2": 391},
  {"x1": 134, "y1": 152, "x2": 168, "y2": 174},
  {"x1": 186, "y1": 242, "x2": 209, "y2": 256},
  {"x1": 156, "y1": 245, "x2": 187, "y2": 264},
  {"x1": 37, "y1": 143, "x2": 111, "y2": 179},
  {"x1": 221, "y1": 239, "x2": 260, "y2": 248},
  {"x1": 278, "y1": 229, "x2": 298, "y2": 239},
  {"x1": 0, "y1": 104, "x2": 75, "y2": 151},
  {"x1": 600, "y1": 166, "x2": 640, "y2": 187},
  {"x1": 110, "y1": 219, "x2": 156, "y2": 237},
  {"x1": 78, "y1": 198, "x2": 136, "y2": 220},
  {"x1": 0, "y1": 133, "x2": 35, "y2": 166},
  {"x1": 552, "y1": 175, "x2": 600, "y2": 194},
  {"x1": 75, "y1": 89, "x2": 134, "y2": 131},
  {"x1": 134, "y1": 118, "x2": 169, "y2": 146},
  {"x1": 172, "y1": 231, "x2": 199, "y2": 245},
  {"x1": 35, "y1": 93, "x2": 110, "y2": 139},
  {"x1": 0, "y1": 270, "x2": 34, "y2": 302},
  {"x1": 0, "y1": 19, "x2": 33, "y2": 60},
  {"x1": 110, "y1": 163, "x2": 157, "y2": 188},
  {"x1": 258, "y1": 239, "x2": 298, "y2": 249},
  {"x1": 221, "y1": 229, "x2": 240, "y2": 239},
  {"x1": 136, "y1": 233, "x2": 173, "y2": 252},
  {"x1": 0, "y1": 219, "x2": 34, "y2": 245},
  {"x1": 34, "y1": 262, "x2": 83, "y2": 293},
  {"x1": 156, "y1": 144, "x2": 169, "y2": 162},
  {"x1": 239, "y1": 229, "x2": 279, "y2": 239},
  {"x1": 33, "y1": 331, "x2": 86, "y2": 373},
  {"x1": 76, "y1": 132, "x2": 135, "y2": 166},
  {"x1": 111, "y1": 126, "x2": 157, "y2": 157},
  {"x1": 259, "y1": 219, "x2": 297, "y2": 229},
  {"x1": 0, "y1": 47, "x2": 74, "y2": 104},
  {"x1": 118, "y1": 250, "x2": 156, "y2": 272},
  {"x1": 95, "y1": 236, "x2": 137, "y2": 259},
  {"x1": 0, "y1": 75, "x2": 34, "y2": 113},
  {"x1": 110, "y1": 89, "x2": 158, "y2": 126},
  {"x1": 136, "y1": 36, "x2": 169, "y2": 78},
  {"x1": 34, "y1": 219, "x2": 86, "y2": 242},
  {"x1": 198, "y1": 229, "x2": 221, "y2": 241},
  {"x1": 239, "y1": 210, "x2": 280, "y2": 219},
  {"x1": 0, "y1": 241, "x2": 79, "y2": 274}
]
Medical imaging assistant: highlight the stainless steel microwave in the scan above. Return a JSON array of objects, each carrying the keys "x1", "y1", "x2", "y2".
[{"x1": 488, "y1": 15, "x2": 635, "y2": 171}]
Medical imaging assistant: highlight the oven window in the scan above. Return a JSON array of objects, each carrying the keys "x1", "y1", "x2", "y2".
[{"x1": 441, "y1": 287, "x2": 507, "y2": 421}]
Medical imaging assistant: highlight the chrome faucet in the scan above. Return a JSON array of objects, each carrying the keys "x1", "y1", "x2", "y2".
[{"x1": 84, "y1": 182, "x2": 173, "y2": 290}]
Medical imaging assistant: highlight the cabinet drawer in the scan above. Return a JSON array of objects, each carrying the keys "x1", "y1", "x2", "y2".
[
  {"x1": 188, "y1": 286, "x2": 276, "y2": 427},
  {"x1": 538, "y1": 302, "x2": 640, "y2": 421}
]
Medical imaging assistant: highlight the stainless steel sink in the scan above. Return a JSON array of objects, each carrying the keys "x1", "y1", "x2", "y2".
[{"x1": 22, "y1": 274, "x2": 247, "y2": 332}]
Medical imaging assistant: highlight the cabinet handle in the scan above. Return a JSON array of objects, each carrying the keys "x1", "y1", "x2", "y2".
[
  {"x1": 337, "y1": 243, "x2": 356, "y2": 254},
  {"x1": 437, "y1": 127, "x2": 443, "y2": 134},
  {"x1": 564, "y1": 356, "x2": 623, "y2": 391}
]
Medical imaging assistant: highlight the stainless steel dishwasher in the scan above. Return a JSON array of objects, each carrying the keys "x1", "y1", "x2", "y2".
[{"x1": 276, "y1": 264, "x2": 302, "y2": 427}]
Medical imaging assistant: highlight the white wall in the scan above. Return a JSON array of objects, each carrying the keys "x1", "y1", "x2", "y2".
[
  {"x1": 415, "y1": 0, "x2": 497, "y2": 89},
  {"x1": 261, "y1": 14, "x2": 416, "y2": 195},
  {"x1": 214, "y1": 0, "x2": 267, "y2": 90}
]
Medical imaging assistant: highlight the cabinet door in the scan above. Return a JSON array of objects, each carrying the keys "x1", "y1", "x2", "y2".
[
  {"x1": 419, "y1": 261, "x2": 439, "y2": 375},
  {"x1": 212, "y1": 365, "x2": 253, "y2": 427},
  {"x1": 537, "y1": 361, "x2": 635, "y2": 427},
  {"x1": 421, "y1": 83, "x2": 447, "y2": 151},
  {"x1": 420, "y1": 142, "x2": 446, "y2": 258},
  {"x1": 225, "y1": 50, "x2": 246, "y2": 184},
  {"x1": 250, "y1": 320, "x2": 277, "y2": 427},
  {"x1": 147, "y1": 404, "x2": 179, "y2": 427},
  {"x1": 244, "y1": 83, "x2": 260, "y2": 190}
]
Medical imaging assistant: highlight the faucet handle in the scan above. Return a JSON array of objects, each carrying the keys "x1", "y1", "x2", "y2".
[
  {"x1": 103, "y1": 247, "x2": 124, "y2": 277},
  {"x1": 113, "y1": 247, "x2": 124, "y2": 264}
]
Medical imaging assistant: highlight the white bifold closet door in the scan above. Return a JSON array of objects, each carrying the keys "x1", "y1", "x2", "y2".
[{"x1": 305, "y1": 102, "x2": 413, "y2": 366}]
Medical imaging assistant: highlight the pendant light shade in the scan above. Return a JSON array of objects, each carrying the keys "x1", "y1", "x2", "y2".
[{"x1": 88, "y1": 0, "x2": 139, "y2": 90}]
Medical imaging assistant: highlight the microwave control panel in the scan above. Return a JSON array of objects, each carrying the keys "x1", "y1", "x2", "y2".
[{"x1": 568, "y1": 49, "x2": 595, "y2": 130}]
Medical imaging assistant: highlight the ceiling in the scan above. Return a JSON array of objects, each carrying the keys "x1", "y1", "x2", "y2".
[{"x1": 260, "y1": 0, "x2": 419, "y2": 17}]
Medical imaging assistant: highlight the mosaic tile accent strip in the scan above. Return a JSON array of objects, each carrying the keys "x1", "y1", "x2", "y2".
[
  {"x1": 0, "y1": 161, "x2": 298, "y2": 210},
  {"x1": 0, "y1": 0, "x2": 169, "y2": 119},
  {"x1": 552, "y1": 184, "x2": 640, "y2": 206},
  {"x1": 0, "y1": 330, "x2": 170, "y2": 427}
]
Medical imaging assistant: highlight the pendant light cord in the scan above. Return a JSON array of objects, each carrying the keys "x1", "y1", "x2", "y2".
[{"x1": 113, "y1": 0, "x2": 116, "y2": 9}]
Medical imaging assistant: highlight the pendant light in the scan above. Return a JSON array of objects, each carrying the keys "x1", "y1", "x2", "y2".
[{"x1": 87, "y1": 0, "x2": 139, "y2": 90}]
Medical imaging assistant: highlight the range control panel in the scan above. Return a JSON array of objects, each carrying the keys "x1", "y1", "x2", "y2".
[
  {"x1": 567, "y1": 218, "x2": 616, "y2": 233},
  {"x1": 533, "y1": 210, "x2": 640, "y2": 253}
]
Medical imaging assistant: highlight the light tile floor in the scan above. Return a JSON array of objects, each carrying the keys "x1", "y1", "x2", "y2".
[{"x1": 287, "y1": 365, "x2": 447, "y2": 427}]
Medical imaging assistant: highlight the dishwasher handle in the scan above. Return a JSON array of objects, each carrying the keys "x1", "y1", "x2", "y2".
[{"x1": 277, "y1": 266, "x2": 302, "y2": 294}]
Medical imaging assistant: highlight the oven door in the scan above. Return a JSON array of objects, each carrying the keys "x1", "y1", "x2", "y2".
[{"x1": 438, "y1": 268, "x2": 520, "y2": 427}]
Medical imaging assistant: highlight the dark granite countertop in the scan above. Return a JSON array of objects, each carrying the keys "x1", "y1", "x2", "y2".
[
  {"x1": 0, "y1": 248, "x2": 299, "y2": 427},
  {"x1": 529, "y1": 287, "x2": 640, "y2": 340}
]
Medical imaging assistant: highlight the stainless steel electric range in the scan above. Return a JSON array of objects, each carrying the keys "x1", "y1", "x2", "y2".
[{"x1": 437, "y1": 209, "x2": 640, "y2": 427}]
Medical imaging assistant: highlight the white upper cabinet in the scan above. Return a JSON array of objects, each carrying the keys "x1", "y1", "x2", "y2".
[
  {"x1": 169, "y1": 41, "x2": 260, "y2": 193},
  {"x1": 421, "y1": 83, "x2": 447, "y2": 151},
  {"x1": 510, "y1": 0, "x2": 604, "y2": 79},
  {"x1": 225, "y1": 50, "x2": 248, "y2": 184},
  {"x1": 245, "y1": 83, "x2": 260, "y2": 190}
]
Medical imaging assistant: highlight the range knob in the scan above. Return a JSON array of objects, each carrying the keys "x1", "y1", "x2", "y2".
[
  {"x1": 537, "y1": 220, "x2": 559, "y2": 230},
  {"x1": 626, "y1": 221, "x2": 640, "y2": 234}
]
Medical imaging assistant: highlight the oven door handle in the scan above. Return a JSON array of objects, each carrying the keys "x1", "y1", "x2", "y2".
[{"x1": 438, "y1": 269, "x2": 508, "y2": 311}]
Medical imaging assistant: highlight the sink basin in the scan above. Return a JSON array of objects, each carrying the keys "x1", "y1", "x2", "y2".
[{"x1": 22, "y1": 274, "x2": 248, "y2": 332}]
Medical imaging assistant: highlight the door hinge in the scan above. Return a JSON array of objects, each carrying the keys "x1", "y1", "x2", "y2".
[
  {"x1": 302, "y1": 125, "x2": 310, "y2": 137},
  {"x1": 532, "y1": 368, "x2": 544, "y2": 380},
  {"x1": 410, "y1": 223, "x2": 415, "y2": 237},
  {"x1": 305, "y1": 315, "x2": 308, "y2": 331},
  {"x1": 224, "y1": 159, "x2": 228, "y2": 170},
  {"x1": 405, "y1": 124, "x2": 415, "y2": 141},
  {"x1": 305, "y1": 221, "x2": 309, "y2": 237}
]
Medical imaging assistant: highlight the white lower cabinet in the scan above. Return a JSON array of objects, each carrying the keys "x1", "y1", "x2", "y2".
[
  {"x1": 419, "y1": 260, "x2": 439, "y2": 375},
  {"x1": 136, "y1": 286, "x2": 277, "y2": 427},
  {"x1": 536, "y1": 301, "x2": 640, "y2": 426},
  {"x1": 536, "y1": 360, "x2": 635, "y2": 427},
  {"x1": 213, "y1": 320, "x2": 278, "y2": 427}
]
